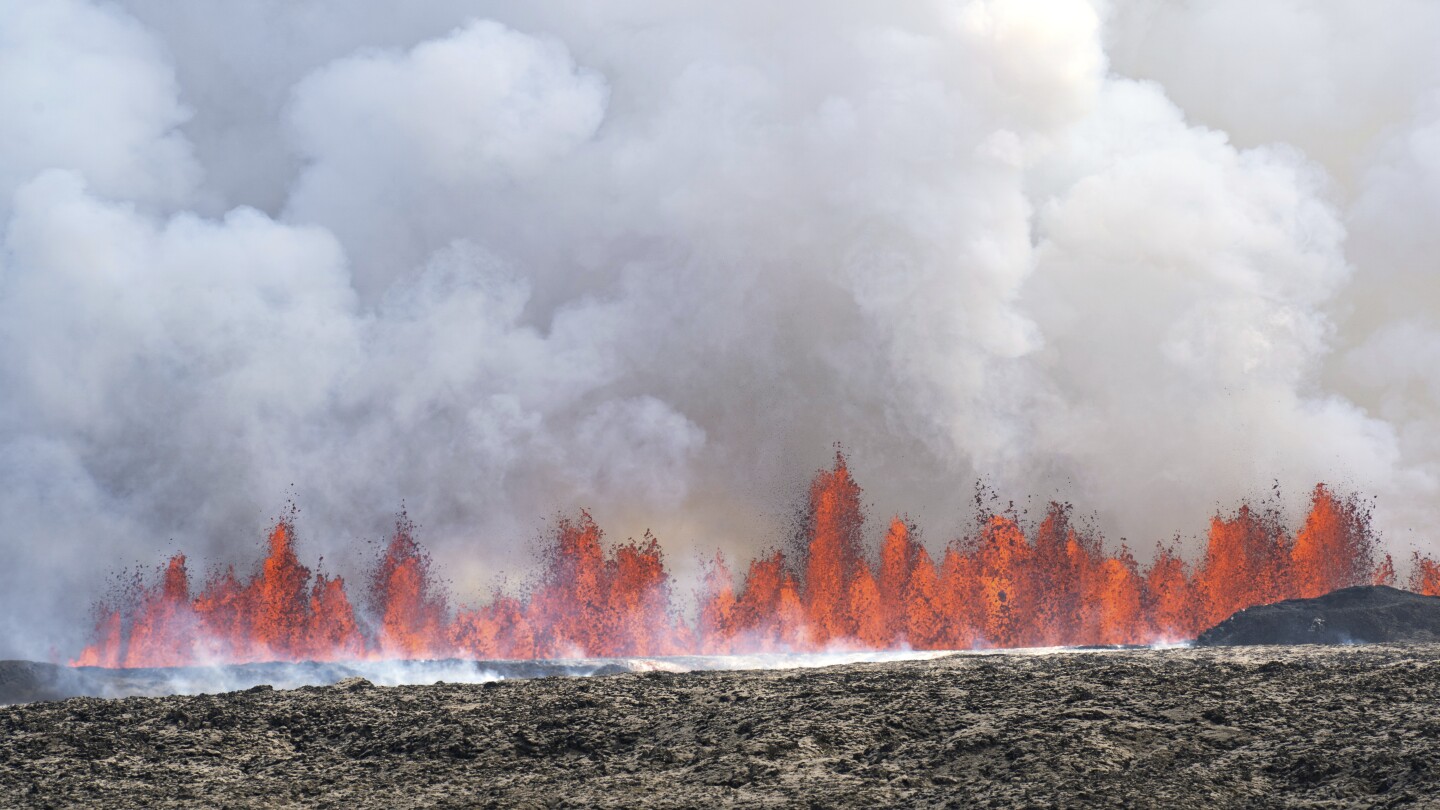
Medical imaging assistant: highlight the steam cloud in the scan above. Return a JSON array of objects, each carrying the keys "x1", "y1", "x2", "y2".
[{"x1": 2, "y1": 0, "x2": 1438, "y2": 659}]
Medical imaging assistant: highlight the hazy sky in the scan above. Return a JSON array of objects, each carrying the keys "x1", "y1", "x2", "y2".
[{"x1": 2, "y1": 0, "x2": 1438, "y2": 658}]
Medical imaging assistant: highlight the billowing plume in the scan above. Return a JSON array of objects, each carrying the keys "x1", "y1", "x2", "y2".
[{"x1": 2, "y1": 0, "x2": 1439, "y2": 659}]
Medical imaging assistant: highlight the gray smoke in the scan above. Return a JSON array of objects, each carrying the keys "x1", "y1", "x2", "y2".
[{"x1": 2, "y1": 0, "x2": 1438, "y2": 659}]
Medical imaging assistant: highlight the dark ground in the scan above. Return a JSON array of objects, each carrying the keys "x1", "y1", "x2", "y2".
[
  {"x1": 1197, "y1": 585, "x2": 1440, "y2": 646},
  {"x1": 4, "y1": 643, "x2": 1440, "y2": 808}
]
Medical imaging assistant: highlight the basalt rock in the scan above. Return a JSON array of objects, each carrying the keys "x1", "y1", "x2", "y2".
[
  {"x1": 5, "y1": 644, "x2": 1440, "y2": 807},
  {"x1": 1196, "y1": 585, "x2": 1440, "y2": 646}
]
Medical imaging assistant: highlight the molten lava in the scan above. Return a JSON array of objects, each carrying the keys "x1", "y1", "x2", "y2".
[{"x1": 75, "y1": 453, "x2": 1437, "y2": 668}]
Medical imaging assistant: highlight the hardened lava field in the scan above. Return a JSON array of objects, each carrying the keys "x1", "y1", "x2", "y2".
[{"x1": 4, "y1": 643, "x2": 1440, "y2": 808}]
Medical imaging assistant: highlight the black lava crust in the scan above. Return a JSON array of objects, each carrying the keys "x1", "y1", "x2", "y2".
[
  {"x1": 5, "y1": 644, "x2": 1440, "y2": 808},
  {"x1": 1196, "y1": 585, "x2": 1440, "y2": 646}
]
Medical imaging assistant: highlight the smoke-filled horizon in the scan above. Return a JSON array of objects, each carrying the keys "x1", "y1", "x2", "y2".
[{"x1": 2, "y1": 0, "x2": 1439, "y2": 660}]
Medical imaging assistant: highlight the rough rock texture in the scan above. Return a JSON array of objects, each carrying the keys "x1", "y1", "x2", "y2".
[
  {"x1": 1196, "y1": 585, "x2": 1440, "y2": 646},
  {"x1": 4, "y1": 644, "x2": 1440, "y2": 808}
]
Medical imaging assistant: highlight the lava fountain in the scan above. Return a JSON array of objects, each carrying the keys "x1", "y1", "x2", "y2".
[{"x1": 75, "y1": 452, "x2": 1433, "y2": 669}]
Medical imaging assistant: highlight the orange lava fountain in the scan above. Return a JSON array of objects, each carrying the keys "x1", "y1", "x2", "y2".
[{"x1": 75, "y1": 453, "x2": 1434, "y2": 668}]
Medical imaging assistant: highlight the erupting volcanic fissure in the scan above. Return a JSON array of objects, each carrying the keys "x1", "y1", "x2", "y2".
[{"x1": 74, "y1": 453, "x2": 1437, "y2": 668}]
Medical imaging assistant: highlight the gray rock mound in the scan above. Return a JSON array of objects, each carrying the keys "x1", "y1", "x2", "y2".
[
  {"x1": 1196, "y1": 585, "x2": 1440, "y2": 646},
  {"x1": 0, "y1": 662, "x2": 90, "y2": 706}
]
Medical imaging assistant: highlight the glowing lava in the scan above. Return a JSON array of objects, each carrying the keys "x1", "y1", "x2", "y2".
[{"x1": 76, "y1": 453, "x2": 1433, "y2": 668}]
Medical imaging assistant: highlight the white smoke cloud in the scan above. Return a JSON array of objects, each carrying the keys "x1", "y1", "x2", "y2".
[
  {"x1": 0, "y1": 0, "x2": 199, "y2": 216},
  {"x1": 1, "y1": 0, "x2": 1438, "y2": 658},
  {"x1": 286, "y1": 20, "x2": 610, "y2": 294}
]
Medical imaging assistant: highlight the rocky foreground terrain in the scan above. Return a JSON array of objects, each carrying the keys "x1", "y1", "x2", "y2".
[{"x1": 3, "y1": 643, "x2": 1440, "y2": 808}]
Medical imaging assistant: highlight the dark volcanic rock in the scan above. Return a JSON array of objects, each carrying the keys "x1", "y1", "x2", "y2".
[
  {"x1": 6, "y1": 644, "x2": 1440, "y2": 808},
  {"x1": 1196, "y1": 585, "x2": 1440, "y2": 646}
]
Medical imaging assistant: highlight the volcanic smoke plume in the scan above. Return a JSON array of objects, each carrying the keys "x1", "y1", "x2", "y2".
[
  {"x1": 73, "y1": 454, "x2": 1440, "y2": 668},
  {"x1": 4, "y1": 2, "x2": 1440, "y2": 661}
]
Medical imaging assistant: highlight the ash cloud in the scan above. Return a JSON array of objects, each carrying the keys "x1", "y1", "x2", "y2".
[{"x1": 2, "y1": 0, "x2": 1438, "y2": 659}]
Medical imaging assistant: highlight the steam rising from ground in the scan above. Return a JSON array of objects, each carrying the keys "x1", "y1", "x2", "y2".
[
  {"x1": 2, "y1": 0, "x2": 1438, "y2": 659},
  {"x1": 11, "y1": 649, "x2": 1031, "y2": 704}
]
